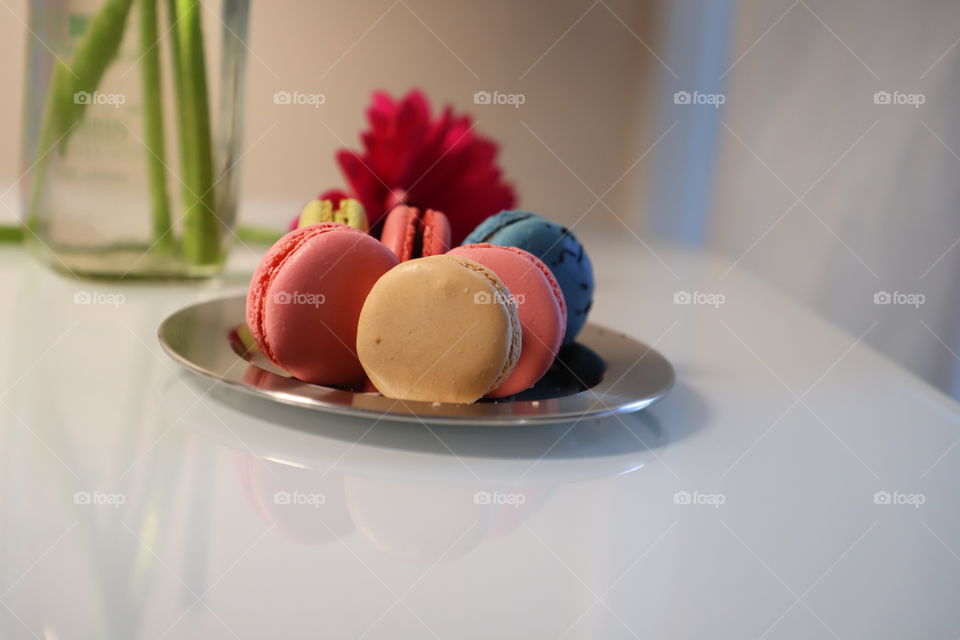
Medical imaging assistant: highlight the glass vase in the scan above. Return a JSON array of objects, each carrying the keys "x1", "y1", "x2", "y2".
[{"x1": 21, "y1": 0, "x2": 250, "y2": 279}]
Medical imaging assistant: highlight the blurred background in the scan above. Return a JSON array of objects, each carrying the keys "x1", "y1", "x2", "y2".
[{"x1": 3, "y1": 0, "x2": 959, "y2": 398}]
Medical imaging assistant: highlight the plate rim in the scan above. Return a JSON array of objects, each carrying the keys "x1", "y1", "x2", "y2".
[{"x1": 157, "y1": 295, "x2": 675, "y2": 426}]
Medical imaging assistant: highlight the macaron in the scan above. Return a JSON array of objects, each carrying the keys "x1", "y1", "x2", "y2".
[
  {"x1": 235, "y1": 455, "x2": 354, "y2": 545},
  {"x1": 463, "y1": 211, "x2": 594, "y2": 344},
  {"x1": 356, "y1": 255, "x2": 521, "y2": 404},
  {"x1": 235, "y1": 322, "x2": 258, "y2": 355},
  {"x1": 448, "y1": 243, "x2": 566, "y2": 397},
  {"x1": 380, "y1": 204, "x2": 451, "y2": 261},
  {"x1": 344, "y1": 476, "x2": 493, "y2": 563},
  {"x1": 246, "y1": 223, "x2": 399, "y2": 386},
  {"x1": 296, "y1": 197, "x2": 368, "y2": 232}
]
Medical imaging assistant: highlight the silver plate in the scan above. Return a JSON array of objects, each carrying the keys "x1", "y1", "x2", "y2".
[{"x1": 157, "y1": 295, "x2": 675, "y2": 426}]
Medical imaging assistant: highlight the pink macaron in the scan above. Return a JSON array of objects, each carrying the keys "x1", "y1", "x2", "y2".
[
  {"x1": 447, "y1": 243, "x2": 567, "y2": 397},
  {"x1": 246, "y1": 223, "x2": 399, "y2": 386},
  {"x1": 235, "y1": 454, "x2": 355, "y2": 545},
  {"x1": 380, "y1": 204, "x2": 452, "y2": 261}
]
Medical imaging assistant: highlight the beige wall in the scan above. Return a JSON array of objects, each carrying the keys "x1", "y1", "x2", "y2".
[
  {"x1": 710, "y1": 0, "x2": 960, "y2": 394},
  {"x1": 0, "y1": 0, "x2": 662, "y2": 229}
]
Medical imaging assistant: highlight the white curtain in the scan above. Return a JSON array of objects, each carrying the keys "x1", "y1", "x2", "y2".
[{"x1": 651, "y1": 0, "x2": 960, "y2": 398}]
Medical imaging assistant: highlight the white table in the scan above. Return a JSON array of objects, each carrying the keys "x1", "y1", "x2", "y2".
[{"x1": 0, "y1": 235, "x2": 958, "y2": 640}]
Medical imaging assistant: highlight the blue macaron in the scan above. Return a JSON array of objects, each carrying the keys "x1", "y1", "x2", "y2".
[{"x1": 463, "y1": 210, "x2": 594, "y2": 343}]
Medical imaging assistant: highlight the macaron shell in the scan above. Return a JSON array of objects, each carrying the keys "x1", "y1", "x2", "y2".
[
  {"x1": 463, "y1": 211, "x2": 593, "y2": 344},
  {"x1": 419, "y1": 209, "x2": 452, "y2": 256},
  {"x1": 448, "y1": 244, "x2": 566, "y2": 397},
  {"x1": 380, "y1": 205, "x2": 419, "y2": 261},
  {"x1": 452, "y1": 255, "x2": 523, "y2": 392},
  {"x1": 343, "y1": 476, "x2": 493, "y2": 563},
  {"x1": 296, "y1": 199, "x2": 333, "y2": 228},
  {"x1": 336, "y1": 199, "x2": 368, "y2": 232},
  {"x1": 247, "y1": 224, "x2": 399, "y2": 385},
  {"x1": 246, "y1": 224, "x2": 331, "y2": 350},
  {"x1": 463, "y1": 210, "x2": 533, "y2": 245},
  {"x1": 356, "y1": 255, "x2": 520, "y2": 404},
  {"x1": 235, "y1": 455, "x2": 355, "y2": 545},
  {"x1": 298, "y1": 198, "x2": 368, "y2": 232}
]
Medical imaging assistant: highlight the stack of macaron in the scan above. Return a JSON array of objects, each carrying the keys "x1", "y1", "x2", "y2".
[{"x1": 246, "y1": 196, "x2": 594, "y2": 404}]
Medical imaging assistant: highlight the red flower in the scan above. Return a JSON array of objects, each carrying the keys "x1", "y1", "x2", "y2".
[{"x1": 333, "y1": 90, "x2": 516, "y2": 244}]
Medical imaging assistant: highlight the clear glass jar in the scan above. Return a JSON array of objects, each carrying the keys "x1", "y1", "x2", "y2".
[{"x1": 21, "y1": 0, "x2": 250, "y2": 279}]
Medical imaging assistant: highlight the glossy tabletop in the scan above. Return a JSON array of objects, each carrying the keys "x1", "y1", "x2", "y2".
[{"x1": 0, "y1": 234, "x2": 958, "y2": 639}]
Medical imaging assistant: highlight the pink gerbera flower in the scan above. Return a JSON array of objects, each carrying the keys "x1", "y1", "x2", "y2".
[{"x1": 331, "y1": 89, "x2": 516, "y2": 244}]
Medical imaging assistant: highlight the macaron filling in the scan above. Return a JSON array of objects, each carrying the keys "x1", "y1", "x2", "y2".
[
  {"x1": 356, "y1": 255, "x2": 522, "y2": 403},
  {"x1": 382, "y1": 205, "x2": 452, "y2": 261},
  {"x1": 444, "y1": 255, "x2": 522, "y2": 393},
  {"x1": 449, "y1": 243, "x2": 566, "y2": 396}
]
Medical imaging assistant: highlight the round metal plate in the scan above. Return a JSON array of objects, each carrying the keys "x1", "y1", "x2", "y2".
[{"x1": 157, "y1": 295, "x2": 675, "y2": 426}]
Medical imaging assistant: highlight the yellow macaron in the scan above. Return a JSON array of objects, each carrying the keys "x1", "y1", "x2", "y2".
[{"x1": 297, "y1": 197, "x2": 368, "y2": 232}]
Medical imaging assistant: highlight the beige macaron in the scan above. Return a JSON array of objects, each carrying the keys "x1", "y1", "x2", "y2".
[{"x1": 356, "y1": 255, "x2": 521, "y2": 404}]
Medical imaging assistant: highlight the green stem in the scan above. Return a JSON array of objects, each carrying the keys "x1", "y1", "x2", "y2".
[
  {"x1": 65, "y1": 0, "x2": 136, "y2": 145},
  {"x1": 165, "y1": 0, "x2": 191, "y2": 258},
  {"x1": 27, "y1": 0, "x2": 135, "y2": 229},
  {"x1": 170, "y1": 0, "x2": 218, "y2": 265},
  {"x1": 27, "y1": 62, "x2": 74, "y2": 230},
  {"x1": 235, "y1": 225, "x2": 284, "y2": 245},
  {"x1": 0, "y1": 224, "x2": 24, "y2": 243},
  {"x1": 138, "y1": 0, "x2": 173, "y2": 251}
]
